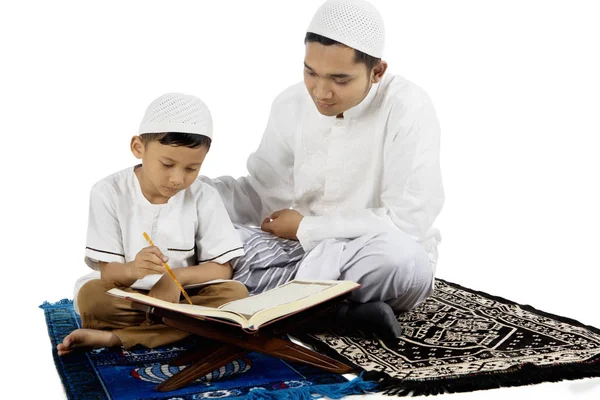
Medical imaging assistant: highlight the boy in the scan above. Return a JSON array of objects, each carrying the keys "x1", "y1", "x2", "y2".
[
  {"x1": 203, "y1": 0, "x2": 444, "y2": 336},
  {"x1": 58, "y1": 93, "x2": 248, "y2": 356}
]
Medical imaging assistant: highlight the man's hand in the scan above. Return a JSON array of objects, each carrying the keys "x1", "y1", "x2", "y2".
[
  {"x1": 261, "y1": 209, "x2": 304, "y2": 240},
  {"x1": 148, "y1": 273, "x2": 182, "y2": 303},
  {"x1": 126, "y1": 246, "x2": 168, "y2": 281}
]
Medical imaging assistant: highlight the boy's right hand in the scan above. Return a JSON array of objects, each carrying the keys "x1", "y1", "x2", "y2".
[{"x1": 126, "y1": 246, "x2": 168, "y2": 280}]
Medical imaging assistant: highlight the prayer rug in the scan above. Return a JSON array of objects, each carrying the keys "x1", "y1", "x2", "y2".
[
  {"x1": 41, "y1": 299, "x2": 375, "y2": 400},
  {"x1": 299, "y1": 279, "x2": 600, "y2": 396}
]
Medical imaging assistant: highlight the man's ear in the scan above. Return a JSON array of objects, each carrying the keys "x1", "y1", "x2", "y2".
[
  {"x1": 131, "y1": 136, "x2": 145, "y2": 159},
  {"x1": 371, "y1": 60, "x2": 388, "y2": 84}
]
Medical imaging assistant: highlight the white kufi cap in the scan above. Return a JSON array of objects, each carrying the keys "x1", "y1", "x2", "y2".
[
  {"x1": 307, "y1": 0, "x2": 385, "y2": 58},
  {"x1": 139, "y1": 93, "x2": 213, "y2": 139}
]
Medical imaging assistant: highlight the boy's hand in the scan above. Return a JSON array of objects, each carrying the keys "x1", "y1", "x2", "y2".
[
  {"x1": 127, "y1": 246, "x2": 168, "y2": 281},
  {"x1": 148, "y1": 274, "x2": 182, "y2": 304},
  {"x1": 261, "y1": 209, "x2": 304, "y2": 240}
]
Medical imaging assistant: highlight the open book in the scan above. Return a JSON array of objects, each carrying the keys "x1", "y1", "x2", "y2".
[{"x1": 108, "y1": 279, "x2": 359, "y2": 332}]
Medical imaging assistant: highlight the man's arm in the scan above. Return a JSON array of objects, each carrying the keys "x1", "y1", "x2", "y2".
[
  {"x1": 200, "y1": 175, "x2": 265, "y2": 227},
  {"x1": 200, "y1": 92, "x2": 296, "y2": 226}
]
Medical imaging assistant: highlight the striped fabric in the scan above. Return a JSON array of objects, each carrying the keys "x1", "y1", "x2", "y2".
[{"x1": 232, "y1": 229, "x2": 305, "y2": 295}]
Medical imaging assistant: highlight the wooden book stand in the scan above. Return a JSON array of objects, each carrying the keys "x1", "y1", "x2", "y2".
[{"x1": 131, "y1": 295, "x2": 355, "y2": 392}]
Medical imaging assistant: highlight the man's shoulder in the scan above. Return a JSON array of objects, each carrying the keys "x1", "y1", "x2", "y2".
[{"x1": 379, "y1": 73, "x2": 434, "y2": 109}]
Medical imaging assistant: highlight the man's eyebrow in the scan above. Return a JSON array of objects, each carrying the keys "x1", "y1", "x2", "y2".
[
  {"x1": 329, "y1": 73, "x2": 352, "y2": 79},
  {"x1": 304, "y1": 62, "x2": 314, "y2": 71},
  {"x1": 162, "y1": 156, "x2": 201, "y2": 166},
  {"x1": 304, "y1": 62, "x2": 352, "y2": 79}
]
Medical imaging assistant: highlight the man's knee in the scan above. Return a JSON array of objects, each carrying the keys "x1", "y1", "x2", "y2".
[
  {"x1": 370, "y1": 230, "x2": 429, "y2": 270},
  {"x1": 369, "y1": 231, "x2": 433, "y2": 309}
]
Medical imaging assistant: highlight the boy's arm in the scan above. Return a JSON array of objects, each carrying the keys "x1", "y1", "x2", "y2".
[
  {"x1": 173, "y1": 261, "x2": 233, "y2": 286},
  {"x1": 148, "y1": 261, "x2": 234, "y2": 304},
  {"x1": 85, "y1": 183, "x2": 128, "y2": 273},
  {"x1": 99, "y1": 261, "x2": 137, "y2": 287},
  {"x1": 98, "y1": 244, "x2": 169, "y2": 286}
]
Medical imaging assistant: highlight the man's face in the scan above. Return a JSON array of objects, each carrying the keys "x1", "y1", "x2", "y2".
[
  {"x1": 132, "y1": 138, "x2": 208, "y2": 202},
  {"x1": 304, "y1": 41, "x2": 372, "y2": 117}
]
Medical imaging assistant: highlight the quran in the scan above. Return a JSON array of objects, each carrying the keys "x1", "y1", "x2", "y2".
[{"x1": 108, "y1": 279, "x2": 359, "y2": 332}]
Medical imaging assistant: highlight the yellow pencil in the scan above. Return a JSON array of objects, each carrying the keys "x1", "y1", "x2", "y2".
[{"x1": 143, "y1": 232, "x2": 193, "y2": 305}]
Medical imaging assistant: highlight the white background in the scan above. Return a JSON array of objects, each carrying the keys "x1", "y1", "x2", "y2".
[{"x1": 1, "y1": 0, "x2": 599, "y2": 398}]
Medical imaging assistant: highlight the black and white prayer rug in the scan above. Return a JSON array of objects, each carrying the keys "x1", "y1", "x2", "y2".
[{"x1": 299, "y1": 279, "x2": 600, "y2": 396}]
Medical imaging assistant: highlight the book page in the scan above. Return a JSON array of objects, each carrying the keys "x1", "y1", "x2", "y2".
[
  {"x1": 106, "y1": 288, "x2": 250, "y2": 327},
  {"x1": 220, "y1": 281, "x2": 334, "y2": 316}
]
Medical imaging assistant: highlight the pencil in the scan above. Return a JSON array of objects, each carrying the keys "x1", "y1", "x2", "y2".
[{"x1": 142, "y1": 232, "x2": 194, "y2": 305}]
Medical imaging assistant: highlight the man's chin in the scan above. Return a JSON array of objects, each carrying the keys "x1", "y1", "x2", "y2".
[{"x1": 315, "y1": 105, "x2": 342, "y2": 117}]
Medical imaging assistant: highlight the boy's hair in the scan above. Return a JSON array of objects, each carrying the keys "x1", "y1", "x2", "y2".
[
  {"x1": 140, "y1": 132, "x2": 211, "y2": 150},
  {"x1": 304, "y1": 32, "x2": 381, "y2": 72}
]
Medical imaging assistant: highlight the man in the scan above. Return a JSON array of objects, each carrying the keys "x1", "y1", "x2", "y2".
[{"x1": 202, "y1": 0, "x2": 444, "y2": 336}]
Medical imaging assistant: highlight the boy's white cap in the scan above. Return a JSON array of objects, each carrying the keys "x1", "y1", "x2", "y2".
[
  {"x1": 307, "y1": 0, "x2": 385, "y2": 58},
  {"x1": 139, "y1": 93, "x2": 213, "y2": 139}
]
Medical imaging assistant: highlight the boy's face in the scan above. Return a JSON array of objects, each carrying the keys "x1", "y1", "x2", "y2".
[
  {"x1": 131, "y1": 137, "x2": 208, "y2": 202},
  {"x1": 303, "y1": 41, "x2": 383, "y2": 117}
]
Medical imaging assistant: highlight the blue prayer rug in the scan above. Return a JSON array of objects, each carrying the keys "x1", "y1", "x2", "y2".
[{"x1": 40, "y1": 299, "x2": 375, "y2": 400}]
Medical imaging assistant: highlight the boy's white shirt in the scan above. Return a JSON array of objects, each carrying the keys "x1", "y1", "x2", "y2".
[
  {"x1": 202, "y1": 73, "x2": 444, "y2": 271},
  {"x1": 74, "y1": 166, "x2": 244, "y2": 312}
]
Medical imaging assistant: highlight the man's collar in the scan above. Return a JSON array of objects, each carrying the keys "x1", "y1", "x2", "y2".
[{"x1": 341, "y1": 80, "x2": 380, "y2": 120}]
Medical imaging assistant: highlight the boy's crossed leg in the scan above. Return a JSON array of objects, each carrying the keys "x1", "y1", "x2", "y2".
[{"x1": 57, "y1": 279, "x2": 247, "y2": 356}]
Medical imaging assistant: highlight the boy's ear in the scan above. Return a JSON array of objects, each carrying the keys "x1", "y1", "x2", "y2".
[
  {"x1": 370, "y1": 60, "x2": 388, "y2": 84},
  {"x1": 131, "y1": 136, "x2": 145, "y2": 159}
]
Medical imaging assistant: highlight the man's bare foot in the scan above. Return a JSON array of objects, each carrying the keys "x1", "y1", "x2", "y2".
[{"x1": 57, "y1": 328, "x2": 122, "y2": 356}]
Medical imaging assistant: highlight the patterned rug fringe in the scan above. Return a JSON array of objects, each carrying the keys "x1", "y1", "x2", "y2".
[
  {"x1": 39, "y1": 298, "x2": 73, "y2": 309},
  {"x1": 239, "y1": 374, "x2": 377, "y2": 400},
  {"x1": 360, "y1": 352, "x2": 600, "y2": 396}
]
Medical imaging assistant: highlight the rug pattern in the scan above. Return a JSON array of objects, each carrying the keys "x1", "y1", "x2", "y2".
[
  {"x1": 41, "y1": 299, "x2": 352, "y2": 400},
  {"x1": 302, "y1": 279, "x2": 600, "y2": 395}
]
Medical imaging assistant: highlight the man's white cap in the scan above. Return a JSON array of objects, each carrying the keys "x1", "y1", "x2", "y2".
[
  {"x1": 139, "y1": 93, "x2": 213, "y2": 139},
  {"x1": 307, "y1": 0, "x2": 385, "y2": 58}
]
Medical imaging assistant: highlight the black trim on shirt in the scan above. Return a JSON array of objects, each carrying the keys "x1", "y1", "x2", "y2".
[
  {"x1": 198, "y1": 247, "x2": 244, "y2": 263},
  {"x1": 85, "y1": 247, "x2": 125, "y2": 257},
  {"x1": 167, "y1": 247, "x2": 195, "y2": 252}
]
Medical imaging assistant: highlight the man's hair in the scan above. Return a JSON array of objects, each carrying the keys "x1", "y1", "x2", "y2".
[
  {"x1": 139, "y1": 132, "x2": 211, "y2": 150},
  {"x1": 304, "y1": 32, "x2": 381, "y2": 72}
]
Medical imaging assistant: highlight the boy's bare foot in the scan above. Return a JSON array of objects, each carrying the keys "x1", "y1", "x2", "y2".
[{"x1": 57, "y1": 328, "x2": 122, "y2": 356}]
